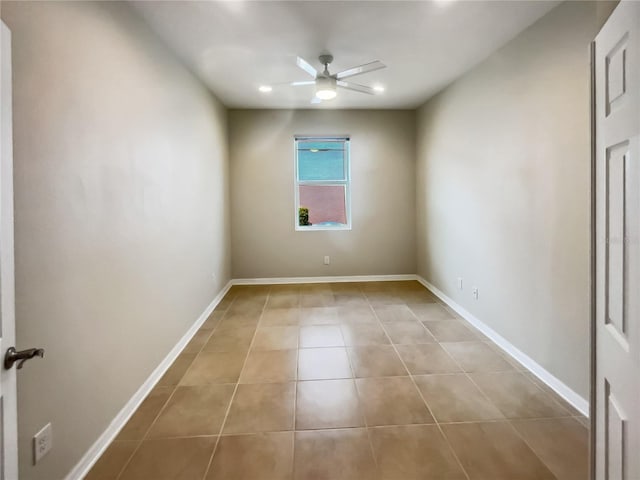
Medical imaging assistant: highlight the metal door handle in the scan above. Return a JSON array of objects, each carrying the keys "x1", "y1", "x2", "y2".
[{"x1": 4, "y1": 347, "x2": 45, "y2": 370}]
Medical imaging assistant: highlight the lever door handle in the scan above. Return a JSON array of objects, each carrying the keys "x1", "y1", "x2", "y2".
[{"x1": 4, "y1": 347, "x2": 45, "y2": 370}]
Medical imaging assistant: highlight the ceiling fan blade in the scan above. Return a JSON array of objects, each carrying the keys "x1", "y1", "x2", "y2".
[
  {"x1": 296, "y1": 56, "x2": 318, "y2": 78},
  {"x1": 335, "y1": 60, "x2": 386, "y2": 80},
  {"x1": 290, "y1": 80, "x2": 316, "y2": 87},
  {"x1": 337, "y1": 81, "x2": 375, "y2": 95}
]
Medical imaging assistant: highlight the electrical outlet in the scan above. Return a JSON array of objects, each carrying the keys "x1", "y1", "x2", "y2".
[
  {"x1": 472, "y1": 287, "x2": 479, "y2": 300},
  {"x1": 323, "y1": 256, "x2": 330, "y2": 265},
  {"x1": 33, "y1": 423, "x2": 52, "y2": 465},
  {"x1": 457, "y1": 277, "x2": 463, "y2": 290}
]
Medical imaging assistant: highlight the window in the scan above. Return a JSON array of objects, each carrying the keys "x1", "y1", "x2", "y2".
[{"x1": 295, "y1": 136, "x2": 350, "y2": 230}]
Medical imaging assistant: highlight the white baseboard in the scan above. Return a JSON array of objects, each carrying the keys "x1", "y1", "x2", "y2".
[
  {"x1": 66, "y1": 280, "x2": 233, "y2": 480},
  {"x1": 416, "y1": 276, "x2": 589, "y2": 417},
  {"x1": 232, "y1": 274, "x2": 417, "y2": 285}
]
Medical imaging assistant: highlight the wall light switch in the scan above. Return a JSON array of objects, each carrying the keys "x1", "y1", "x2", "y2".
[
  {"x1": 472, "y1": 287, "x2": 479, "y2": 300},
  {"x1": 323, "y1": 256, "x2": 330, "y2": 265},
  {"x1": 457, "y1": 277, "x2": 463, "y2": 290}
]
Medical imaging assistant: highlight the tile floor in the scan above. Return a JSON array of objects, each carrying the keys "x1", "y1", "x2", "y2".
[{"x1": 86, "y1": 281, "x2": 589, "y2": 480}]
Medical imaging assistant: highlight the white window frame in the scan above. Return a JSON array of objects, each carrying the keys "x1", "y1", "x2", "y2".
[{"x1": 294, "y1": 136, "x2": 351, "y2": 231}]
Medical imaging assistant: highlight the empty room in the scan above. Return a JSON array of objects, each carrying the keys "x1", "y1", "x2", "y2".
[{"x1": 0, "y1": 0, "x2": 637, "y2": 479}]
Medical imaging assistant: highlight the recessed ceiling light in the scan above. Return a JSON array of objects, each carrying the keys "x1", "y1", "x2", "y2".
[
  {"x1": 373, "y1": 85, "x2": 385, "y2": 93},
  {"x1": 258, "y1": 85, "x2": 272, "y2": 93}
]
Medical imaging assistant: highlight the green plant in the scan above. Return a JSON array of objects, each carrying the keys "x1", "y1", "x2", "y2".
[{"x1": 299, "y1": 207, "x2": 311, "y2": 226}]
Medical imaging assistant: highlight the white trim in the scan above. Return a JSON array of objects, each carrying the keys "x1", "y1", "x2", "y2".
[
  {"x1": 416, "y1": 276, "x2": 589, "y2": 416},
  {"x1": 0, "y1": 20, "x2": 18, "y2": 480},
  {"x1": 66, "y1": 280, "x2": 233, "y2": 480},
  {"x1": 232, "y1": 274, "x2": 417, "y2": 285}
]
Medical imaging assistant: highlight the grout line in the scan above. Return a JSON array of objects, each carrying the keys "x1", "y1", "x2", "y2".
[
  {"x1": 339, "y1": 288, "x2": 379, "y2": 471},
  {"x1": 367, "y1": 294, "x2": 472, "y2": 480},
  {"x1": 434, "y1": 320, "x2": 569, "y2": 478},
  {"x1": 107, "y1": 281, "x2": 582, "y2": 479},
  {"x1": 200, "y1": 288, "x2": 269, "y2": 480},
  {"x1": 291, "y1": 312, "x2": 301, "y2": 479},
  {"x1": 113, "y1": 301, "x2": 234, "y2": 480}
]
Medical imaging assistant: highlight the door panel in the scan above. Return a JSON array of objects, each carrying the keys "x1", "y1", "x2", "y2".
[{"x1": 594, "y1": 2, "x2": 640, "y2": 479}]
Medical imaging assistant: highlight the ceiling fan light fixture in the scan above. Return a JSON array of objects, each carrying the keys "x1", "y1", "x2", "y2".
[
  {"x1": 315, "y1": 77, "x2": 337, "y2": 100},
  {"x1": 258, "y1": 85, "x2": 272, "y2": 93}
]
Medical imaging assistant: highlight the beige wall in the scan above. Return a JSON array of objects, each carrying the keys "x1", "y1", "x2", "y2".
[
  {"x1": 416, "y1": 1, "x2": 616, "y2": 400},
  {"x1": 1, "y1": 2, "x2": 230, "y2": 478},
  {"x1": 229, "y1": 109, "x2": 416, "y2": 279}
]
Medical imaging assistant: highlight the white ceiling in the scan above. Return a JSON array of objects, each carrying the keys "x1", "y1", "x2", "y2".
[{"x1": 132, "y1": 1, "x2": 560, "y2": 109}]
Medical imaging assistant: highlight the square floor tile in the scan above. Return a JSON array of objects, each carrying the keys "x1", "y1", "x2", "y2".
[
  {"x1": 219, "y1": 312, "x2": 262, "y2": 328},
  {"x1": 336, "y1": 306, "x2": 377, "y2": 324},
  {"x1": 261, "y1": 308, "x2": 300, "y2": 326},
  {"x1": 119, "y1": 437, "x2": 216, "y2": 480},
  {"x1": 182, "y1": 329, "x2": 213, "y2": 354},
  {"x1": 370, "y1": 425, "x2": 466, "y2": 480},
  {"x1": 408, "y1": 303, "x2": 455, "y2": 321},
  {"x1": 470, "y1": 372, "x2": 571, "y2": 419},
  {"x1": 347, "y1": 346, "x2": 407, "y2": 378},
  {"x1": 511, "y1": 417, "x2": 588, "y2": 480},
  {"x1": 383, "y1": 321, "x2": 436, "y2": 344},
  {"x1": 85, "y1": 441, "x2": 139, "y2": 480},
  {"x1": 252, "y1": 326, "x2": 299, "y2": 351},
  {"x1": 398, "y1": 290, "x2": 439, "y2": 304},
  {"x1": 523, "y1": 372, "x2": 583, "y2": 415},
  {"x1": 296, "y1": 379, "x2": 364, "y2": 430},
  {"x1": 333, "y1": 294, "x2": 368, "y2": 307},
  {"x1": 298, "y1": 347, "x2": 353, "y2": 380},
  {"x1": 373, "y1": 305, "x2": 417, "y2": 323},
  {"x1": 413, "y1": 374, "x2": 503, "y2": 422},
  {"x1": 423, "y1": 319, "x2": 480, "y2": 342},
  {"x1": 270, "y1": 285, "x2": 301, "y2": 295},
  {"x1": 441, "y1": 342, "x2": 514, "y2": 372},
  {"x1": 207, "y1": 432, "x2": 294, "y2": 480},
  {"x1": 442, "y1": 421, "x2": 555, "y2": 479},
  {"x1": 299, "y1": 325, "x2": 345, "y2": 348},
  {"x1": 299, "y1": 307, "x2": 340, "y2": 325},
  {"x1": 157, "y1": 353, "x2": 195, "y2": 387},
  {"x1": 340, "y1": 324, "x2": 390, "y2": 346},
  {"x1": 240, "y1": 349, "x2": 297, "y2": 383},
  {"x1": 147, "y1": 384, "x2": 234, "y2": 438},
  {"x1": 396, "y1": 344, "x2": 461, "y2": 374},
  {"x1": 293, "y1": 429, "x2": 377, "y2": 480},
  {"x1": 267, "y1": 294, "x2": 300, "y2": 309},
  {"x1": 116, "y1": 387, "x2": 173, "y2": 441},
  {"x1": 365, "y1": 292, "x2": 405, "y2": 305},
  {"x1": 356, "y1": 377, "x2": 434, "y2": 426},
  {"x1": 300, "y1": 293, "x2": 335, "y2": 308},
  {"x1": 202, "y1": 325, "x2": 256, "y2": 353},
  {"x1": 181, "y1": 351, "x2": 246, "y2": 385},
  {"x1": 224, "y1": 382, "x2": 295, "y2": 434},
  {"x1": 201, "y1": 311, "x2": 224, "y2": 331}
]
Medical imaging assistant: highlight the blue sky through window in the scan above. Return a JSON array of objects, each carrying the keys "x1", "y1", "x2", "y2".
[{"x1": 297, "y1": 141, "x2": 346, "y2": 181}]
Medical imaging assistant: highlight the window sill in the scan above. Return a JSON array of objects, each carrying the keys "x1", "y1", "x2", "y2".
[{"x1": 296, "y1": 224, "x2": 351, "y2": 232}]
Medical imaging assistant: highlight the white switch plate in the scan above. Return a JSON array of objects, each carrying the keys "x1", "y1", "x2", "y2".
[
  {"x1": 323, "y1": 256, "x2": 330, "y2": 265},
  {"x1": 472, "y1": 287, "x2": 479, "y2": 300},
  {"x1": 33, "y1": 423, "x2": 52, "y2": 465},
  {"x1": 457, "y1": 277, "x2": 463, "y2": 290}
]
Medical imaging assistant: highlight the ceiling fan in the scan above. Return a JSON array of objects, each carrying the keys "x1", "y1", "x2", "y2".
[{"x1": 272, "y1": 54, "x2": 386, "y2": 103}]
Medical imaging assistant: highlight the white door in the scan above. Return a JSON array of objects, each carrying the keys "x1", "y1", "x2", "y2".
[
  {"x1": 594, "y1": 2, "x2": 640, "y2": 479},
  {"x1": 0, "y1": 20, "x2": 17, "y2": 480}
]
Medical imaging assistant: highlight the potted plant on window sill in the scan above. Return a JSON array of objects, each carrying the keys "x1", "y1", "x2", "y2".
[{"x1": 299, "y1": 207, "x2": 312, "y2": 226}]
